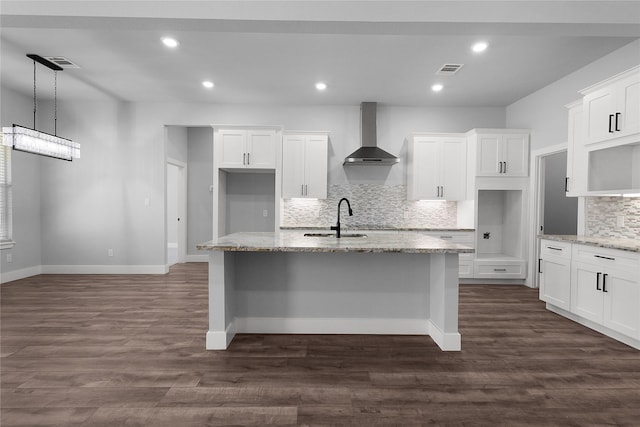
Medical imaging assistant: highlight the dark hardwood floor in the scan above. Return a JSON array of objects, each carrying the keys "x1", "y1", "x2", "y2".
[{"x1": 2, "y1": 263, "x2": 640, "y2": 426}]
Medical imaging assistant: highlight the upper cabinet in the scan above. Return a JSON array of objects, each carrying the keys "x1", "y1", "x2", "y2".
[
  {"x1": 407, "y1": 134, "x2": 467, "y2": 201},
  {"x1": 282, "y1": 132, "x2": 328, "y2": 199},
  {"x1": 565, "y1": 66, "x2": 640, "y2": 197},
  {"x1": 215, "y1": 127, "x2": 278, "y2": 169},
  {"x1": 581, "y1": 66, "x2": 640, "y2": 147},
  {"x1": 468, "y1": 129, "x2": 530, "y2": 177}
]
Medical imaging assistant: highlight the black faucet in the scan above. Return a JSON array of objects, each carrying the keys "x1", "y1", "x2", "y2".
[{"x1": 330, "y1": 197, "x2": 353, "y2": 238}]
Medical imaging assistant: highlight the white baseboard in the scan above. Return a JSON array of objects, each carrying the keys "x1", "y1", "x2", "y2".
[
  {"x1": 206, "y1": 321, "x2": 237, "y2": 350},
  {"x1": 0, "y1": 265, "x2": 43, "y2": 284},
  {"x1": 235, "y1": 317, "x2": 430, "y2": 336},
  {"x1": 41, "y1": 265, "x2": 169, "y2": 275},
  {"x1": 185, "y1": 254, "x2": 208, "y2": 263},
  {"x1": 427, "y1": 319, "x2": 461, "y2": 351}
]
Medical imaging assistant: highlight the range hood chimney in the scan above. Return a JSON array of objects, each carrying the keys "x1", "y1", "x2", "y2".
[{"x1": 343, "y1": 102, "x2": 399, "y2": 166}]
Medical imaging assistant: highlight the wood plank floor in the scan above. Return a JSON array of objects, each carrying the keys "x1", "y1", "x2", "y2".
[{"x1": 2, "y1": 263, "x2": 640, "y2": 426}]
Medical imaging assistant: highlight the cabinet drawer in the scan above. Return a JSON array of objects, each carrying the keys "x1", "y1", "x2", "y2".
[
  {"x1": 540, "y1": 239, "x2": 572, "y2": 260},
  {"x1": 474, "y1": 260, "x2": 526, "y2": 279},
  {"x1": 572, "y1": 244, "x2": 639, "y2": 272},
  {"x1": 422, "y1": 231, "x2": 474, "y2": 245}
]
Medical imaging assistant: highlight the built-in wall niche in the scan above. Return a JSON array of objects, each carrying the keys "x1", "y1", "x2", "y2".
[
  {"x1": 217, "y1": 170, "x2": 276, "y2": 236},
  {"x1": 473, "y1": 188, "x2": 527, "y2": 280},
  {"x1": 588, "y1": 143, "x2": 640, "y2": 194},
  {"x1": 476, "y1": 189, "x2": 523, "y2": 259}
]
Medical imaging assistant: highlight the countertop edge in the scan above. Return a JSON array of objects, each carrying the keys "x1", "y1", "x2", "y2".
[{"x1": 538, "y1": 235, "x2": 640, "y2": 253}]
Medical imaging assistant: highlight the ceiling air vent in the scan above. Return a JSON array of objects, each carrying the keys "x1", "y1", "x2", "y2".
[
  {"x1": 44, "y1": 56, "x2": 80, "y2": 69},
  {"x1": 436, "y1": 63, "x2": 463, "y2": 75}
]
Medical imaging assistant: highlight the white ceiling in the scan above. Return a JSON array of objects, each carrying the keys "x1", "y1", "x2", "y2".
[{"x1": 1, "y1": 1, "x2": 639, "y2": 107}]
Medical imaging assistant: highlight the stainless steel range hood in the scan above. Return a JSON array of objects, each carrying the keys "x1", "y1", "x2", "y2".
[{"x1": 344, "y1": 102, "x2": 399, "y2": 166}]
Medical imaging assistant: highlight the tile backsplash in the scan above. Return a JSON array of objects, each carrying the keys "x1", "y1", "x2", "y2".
[
  {"x1": 586, "y1": 196, "x2": 640, "y2": 239},
  {"x1": 281, "y1": 184, "x2": 458, "y2": 229}
]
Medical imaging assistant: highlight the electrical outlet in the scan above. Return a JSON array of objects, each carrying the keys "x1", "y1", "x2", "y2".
[
  {"x1": 6, "y1": 253, "x2": 13, "y2": 263},
  {"x1": 144, "y1": 198, "x2": 150, "y2": 207},
  {"x1": 314, "y1": 209, "x2": 320, "y2": 218},
  {"x1": 263, "y1": 209, "x2": 268, "y2": 218},
  {"x1": 108, "y1": 249, "x2": 114, "y2": 257},
  {"x1": 616, "y1": 215, "x2": 625, "y2": 228}
]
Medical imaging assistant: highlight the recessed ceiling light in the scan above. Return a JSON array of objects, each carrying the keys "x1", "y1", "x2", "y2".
[
  {"x1": 161, "y1": 37, "x2": 179, "y2": 48},
  {"x1": 202, "y1": 81, "x2": 214, "y2": 89},
  {"x1": 315, "y1": 82, "x2": 327, "y2": 91},
  {"x1": 431, "y1": 84, "x2": 444, "y2": 92},
  {"x1": 472, "y1": 42, "x2": 488, "y2": 53}
]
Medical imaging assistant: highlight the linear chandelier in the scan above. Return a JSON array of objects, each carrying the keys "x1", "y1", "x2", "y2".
[{"x1": 2, "y1": 54, "x2": 80, "y2": 161}]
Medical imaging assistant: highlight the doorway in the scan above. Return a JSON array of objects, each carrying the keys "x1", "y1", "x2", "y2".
[
  {"x1": 167, "y1": 160, "x2": 187, "y2": 266},
  {"x1": 531, "y1": 145, "x2": 580, "y2": 288}
]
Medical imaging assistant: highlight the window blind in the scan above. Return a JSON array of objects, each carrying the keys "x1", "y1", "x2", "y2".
[{"x1": 0, "y1": 134, "x2": 12, "y2": 242}]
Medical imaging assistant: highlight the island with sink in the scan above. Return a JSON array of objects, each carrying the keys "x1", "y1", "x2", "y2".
[{"x1": 197, "y1": 229, "x2": 474, "y2": 351}]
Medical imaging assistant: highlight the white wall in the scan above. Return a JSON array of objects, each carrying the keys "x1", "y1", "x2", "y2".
[
  {"x1": 506, "y1": 39, "x2": 640, "y2": 150},
  {"x1": 0, "y1": 86, "x2": 43, "y2": 279},
  {"x1": 187, "y1": 127, "x2": 213, "y2": 255}
]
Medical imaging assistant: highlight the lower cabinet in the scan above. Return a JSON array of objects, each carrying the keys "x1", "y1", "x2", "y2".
[
  {"x1": 539, "y1": 240, "x2": 572, "y2": 311},
  {"x1": 570, "y1": 249, "x2": 640, "y2": 339},
  {"x1": 539, "y1": 239, "x2": 640, "y2": 348}
]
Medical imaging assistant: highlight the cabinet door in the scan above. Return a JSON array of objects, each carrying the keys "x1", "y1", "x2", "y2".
[
  {"x1": 246, "y1": 129, "x2": 277, "y2": 168},
  {"x1": 570, "y1": 261, "x2": 603, "y2": 323},
  {"x1": 304, "y1": 135, "x2": 328, "y2": 199},
  {"x1": 281, "y1": 135, "x2": 305, "y2": 198},
  {"x1": 617, "y1": 73, "x2": 640, "y2": 138},
  {"x1": 502, "y1": 134, "x2": 529, "y2": 176},
  {"x1": 410, "y1": 138, "x2": 441, "y2": 199},
  {"x1": 476, "y1": 135, "x2": 501, "y2": 176},
  {"x1": 217, "y1": 129, "x2": 246, "y2": 168},
  {"x1": 539, "y1": 256, "x2": 571, "y2": 311},
  {"x1": 602, "y1": 267, "x2": 640, "y2": 338},
  {"x1": 583, "y1": 87, "x2": 617, "y2": 145},
  {"x1": 440, "y1": 138, "x2": 467, "y2": 200}
]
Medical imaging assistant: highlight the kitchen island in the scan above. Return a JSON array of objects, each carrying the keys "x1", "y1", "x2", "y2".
[{"x1": 197, "y1": 231, "x2": 474, "y2": 351}]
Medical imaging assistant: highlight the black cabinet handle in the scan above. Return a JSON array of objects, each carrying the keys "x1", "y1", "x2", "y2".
[
  {"x1": 503, "y1": 162, "x2": 507, "y2": 174},
  {"x1": 548, "y1": 247, "x2": 562, "y2": 251},
  {"x1": 609, "y1": 114, "x2": 615, "y2": 133},
  {"x1": 594, "y1": 255, "x2": 615, "y2": 261},
  {"x1": 538, "y1": 259, "x2": 542, "y2": 274},
  {"x1": 596, "y1": 272, "x2": 601, "y2": 290},
  {"x1": 565, "y1": 177, "x2": 569, "y2": 192},
  {"x1": 498, "y1": 162, "x2": 502, "y2": 173},
  {"x1": 615, "y1": 112, "x2": 621, "y2": 132},
  {"x1": 603, "y1": 274, "x2": 608, "y2": 293}
]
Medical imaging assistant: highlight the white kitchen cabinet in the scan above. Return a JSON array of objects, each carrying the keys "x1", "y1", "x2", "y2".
[
  {"x1": 408, "y1": 134, "x2": 467, "y2": 200},
  {"x1": 570, "y1": 245, "x2": 640, "y2": 340},
  {"x1": 469, "y1": 130, "x2": 530, "y2": 177},
  {"x1": 282, "y1": 133, "x2": 328, "y2": 199},
  {"x1": 216, "y1": 128, "x2": 278, "y2": 169},
  {"x1": 565, "y1": 101, "x2": 588, "y2": 196},
  {"x1": 538, "y1": 239, "x2": 572, "y2": 311},
  {"x1": 581, "y1": 66, "x2": 640, "y2": 146}
]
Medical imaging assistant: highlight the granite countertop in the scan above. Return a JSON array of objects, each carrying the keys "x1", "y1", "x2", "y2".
[
  {"x1": 197, "y1": 231, "x2": 475, "y2": 254},
  {"x1": 280, "y1": 226, "x2": 475, "y2": 232},
  {"x1": 539, "y1": 235, "x2": 640, "y2": 253}
]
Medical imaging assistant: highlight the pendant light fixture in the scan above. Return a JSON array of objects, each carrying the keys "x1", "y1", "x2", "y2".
[{"x1": 2, "y1": 54, "x2": 80, "y2": 161}]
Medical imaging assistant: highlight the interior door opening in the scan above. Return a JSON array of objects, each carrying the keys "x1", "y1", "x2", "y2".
[{"x1": 167, "y1": 161, "x2": 187, "y2": 266}]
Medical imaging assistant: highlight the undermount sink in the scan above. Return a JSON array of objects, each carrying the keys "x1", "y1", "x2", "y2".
[{"x1": 304, "y1": 233, "x2": 368, "y2": 238}]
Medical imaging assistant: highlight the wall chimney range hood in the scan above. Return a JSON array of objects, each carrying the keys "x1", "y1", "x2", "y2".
[{"x1": 344, "y1": 102, "x2": 399, "y2": 166}]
